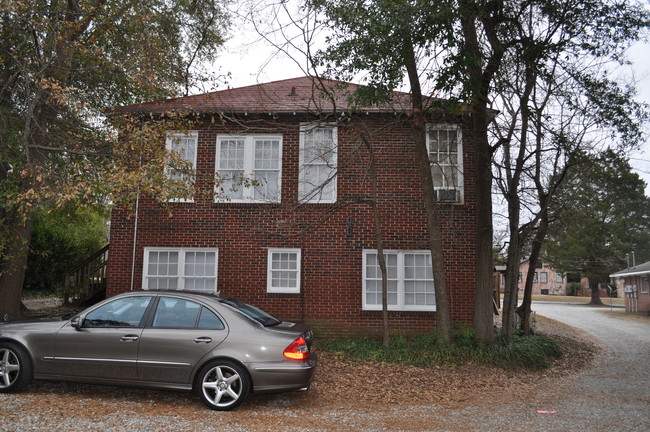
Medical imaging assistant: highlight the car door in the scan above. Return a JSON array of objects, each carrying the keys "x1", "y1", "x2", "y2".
[
  {"x1": 52, "y1": 296, "x2": 153, "y2": 380},
  {"x1": 137, "y1": 296, "x2": 228, "y2": 384}
]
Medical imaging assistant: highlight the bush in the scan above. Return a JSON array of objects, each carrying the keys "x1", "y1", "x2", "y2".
[
  {"x1": 24, "y1": 205, "x2": 108, "y2": 294},
  {"x1": 318, "y1": 327, "x2": 562, "y2": 371},
  {"x1": 566, "y1": 282, "x2": 583, "y2": 296}
]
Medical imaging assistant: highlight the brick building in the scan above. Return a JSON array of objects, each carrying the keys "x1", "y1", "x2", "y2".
[{"x1": 107, "y1": 77, "x2": 480, "y2": 336}]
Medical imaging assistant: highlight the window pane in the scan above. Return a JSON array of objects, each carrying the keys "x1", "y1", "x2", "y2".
[
  {"x1": 85, "y1": 297, "x2": 152, "y2": 327},
  {"x1": 299, "y1": 126, "x2": 336, "y2": 202},
  {"x1": 269, "y1": 250, "x2": 300, "y2": 292},
  {"x1": 198, "y1": 308, "x2": 225, "y2": 329},
  {"x1": 153, "y1": 298, "x2": 200, "y2": 328}
]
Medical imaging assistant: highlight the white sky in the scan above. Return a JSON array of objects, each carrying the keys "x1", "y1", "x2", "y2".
[{"x1": 213, "y1": 11, "x2": 650, "y2": 195}]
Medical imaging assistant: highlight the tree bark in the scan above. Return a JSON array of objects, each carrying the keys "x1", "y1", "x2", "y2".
[
  {"x1": 0, "y1": 214, "x2": 33, "y2": 321},
  {"x1": 472, "y1": 105, "x2": 496, "y2": 343},
  {"x1": 589, "y1": 278, "x2": 603, "y2": 305},
  {"x1": 517, "y1": 212, "x2": 548, "y2": 335},
  {"x1": 403, "y1": 44, "x2": 453, "y2": 345}
]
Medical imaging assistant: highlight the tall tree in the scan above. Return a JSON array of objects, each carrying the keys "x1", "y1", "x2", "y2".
[
  {"x1": 309, "y1": 0, "x2": 462, "y2": 343},
  {"x1": 490, "y1": 0, "x2": 649, "y2": 335},
  {"x1": 543, "y1": 150, "x2": 650, "y2": 304},
  {"x1": 0, "y1": 0, "x2": 229, "y2": 320}
]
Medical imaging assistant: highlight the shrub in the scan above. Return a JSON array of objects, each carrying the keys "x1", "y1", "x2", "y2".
[{"x1": 318, "y1": 327, "x2": 562, "y2": 371}]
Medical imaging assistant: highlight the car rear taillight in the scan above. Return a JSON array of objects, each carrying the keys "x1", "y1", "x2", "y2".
[{"x1": 283, "y1": 337, "x2": 310, "y2": 360}]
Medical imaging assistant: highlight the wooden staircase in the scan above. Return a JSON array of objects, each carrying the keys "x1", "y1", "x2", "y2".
[{"x1": 63, "y1": 244, "x2": 109, "y2": 306}]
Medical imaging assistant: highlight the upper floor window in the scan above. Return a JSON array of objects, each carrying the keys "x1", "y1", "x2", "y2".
[
  {"x1": 299, "y1": 123, "x2": 337, "y2": 203},
  {"x1": 216, "y1": 135, "x2": 282, "y2": 203},
  {"x1": 363, "y1": 250, "x2": 435, "y2": 311},
  {"x1": 427, "y1": 124, "x2": 463, "y2": 203},
  {"x1": 143, "y1": 247, "x2": 218, "y2": 293},
  {"x1": 540, "y1": 272, "x2": 548, "y2": 283},
  {"x1": 166, "y1": 131, "x2": 198, "y2": 202}
]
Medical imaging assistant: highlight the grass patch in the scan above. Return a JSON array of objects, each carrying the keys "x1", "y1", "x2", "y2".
[{"x1": 318, "y1": 325, "x2": 562, "y2": 371}]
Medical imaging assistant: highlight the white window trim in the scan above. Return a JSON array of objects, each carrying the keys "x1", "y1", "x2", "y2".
[
  {"x1": 426, "y1": 124, "x2": 464, "y2": 204},
  {"x1": 298, "y1": 123, "x2": 338, "y2": 204},
  {"x1": 215, "y1": 134, "x2": 283, "y2": 203},
  {"x1": 142, "y1": 247, "x2": 218, "y2": 292},
  {"x1": 267, "y1": 248, "x2": 301, "y2": 294},
  {"x1": 165, "y1": 131, "x2": 198, "y2": 203},
  {"x1": 362, "y1": 249, "x2": 435, "y2": 312}
]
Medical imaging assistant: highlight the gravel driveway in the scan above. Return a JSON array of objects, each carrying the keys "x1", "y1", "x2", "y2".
[{"x1": 1, "y1": 301, "x2": 648, "y2": 431}]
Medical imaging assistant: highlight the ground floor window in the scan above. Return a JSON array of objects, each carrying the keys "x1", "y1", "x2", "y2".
[
  {"x1": 143, "y1": 247, "x2": 218, "y2": 292},
  {"x1": 267, "y1": 248, "x2": 301, "y2": 294},
  {"x1": 363, "y1": 250, "x2": 435, "y2": 311}
]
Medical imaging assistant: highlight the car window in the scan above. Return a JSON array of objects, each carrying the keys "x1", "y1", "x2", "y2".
[
  {"x1": 219, "y1": 298, "x2": 281, "y2": 327},
  {"x1": 198, "y1": 307, "x2": 225, "y2": 330},
  {"x1": 152, "y1": 297, "x2": 202, "y2": 328},
  {"x1": 85, "y1": 296, "x2": 153, "y2": 327}
]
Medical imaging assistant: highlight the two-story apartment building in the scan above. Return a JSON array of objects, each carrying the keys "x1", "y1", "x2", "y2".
[{"x1": 107, "y1": 76, "x2": 480, "y2": 336}]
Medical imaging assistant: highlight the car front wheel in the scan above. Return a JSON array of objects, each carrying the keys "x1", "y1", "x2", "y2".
[
  {"x1": 0, "y1": 342, "x2": 33, "y2": 393},
  {"x1": 198, "y1": 360, "x2": 250, "y2": 411}
]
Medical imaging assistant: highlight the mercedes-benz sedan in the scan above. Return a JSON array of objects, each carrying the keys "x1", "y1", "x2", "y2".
[{"x1": 0, "y1": 291, "x2": 317, "y2": 410}]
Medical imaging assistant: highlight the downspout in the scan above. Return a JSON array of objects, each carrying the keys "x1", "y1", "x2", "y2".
[{"x1": 130, "y1": 192, "x2": 140, "y2": 291}]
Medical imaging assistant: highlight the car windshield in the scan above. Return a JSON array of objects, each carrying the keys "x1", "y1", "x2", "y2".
[{"x1": 219, "y1": 298, "x2": 282, "y2": 327}]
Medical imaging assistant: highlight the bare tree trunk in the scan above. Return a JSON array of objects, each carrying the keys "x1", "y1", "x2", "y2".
[
  {"x1": 459, "y1": 0, "x2": 505, "y2": 344},
  {"x1": 589, "y1": 278, "x2": 603, "y2": 305},
  {"x1": 361, "y1": 131, "x2": 391, "y2": 347},
  {"x1": 472, "y1": 105, "x2": 496, "y2": 343},
  {"x1": 517, "y1": 213, "x2": 548, "y2": 334},
  {"x1": 403, "y1": 44, "x2": 452, "y2": 345},
  {"x1": 0, "y1": 215, "x2": 33, "y2": 321},
  {"x1": 502, "y1": 235, "x2": 522, "y2": 337}
]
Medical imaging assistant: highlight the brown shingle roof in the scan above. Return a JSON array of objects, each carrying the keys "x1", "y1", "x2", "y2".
[{"x1": 111, "y1": 76, "x2": 415, "y2": 115}]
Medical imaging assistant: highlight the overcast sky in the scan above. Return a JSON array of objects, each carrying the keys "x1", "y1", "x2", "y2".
[{"x1": 214, "y1": 17, "x2": 650, "y2": 195}]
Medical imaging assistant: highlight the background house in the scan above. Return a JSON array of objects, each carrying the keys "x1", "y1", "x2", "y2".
[
  {"x1": 610, "y1": 261, "x2": 650, "y2": 314},
  {"x1": 107, "y1": 77, "x2": 481, "y2": 337},
  {"x1": 517, "y1": 258, "x2": 621, "y2": 299},
  {"x1": 517, "y1": 259, "x2": 572, "y2": 295}
]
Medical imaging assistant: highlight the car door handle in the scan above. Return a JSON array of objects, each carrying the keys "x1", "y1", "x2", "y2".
[
  {"x1": 194, "y1": 337, "x2": 212, "y2": 344},
  {"x1": 121, "y1": 335, "x2": 140, "y2": 342}
]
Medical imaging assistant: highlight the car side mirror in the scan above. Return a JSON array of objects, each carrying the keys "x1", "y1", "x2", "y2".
[{"x1": 71, "y1": 316, "x2": 83, "y2": 330}]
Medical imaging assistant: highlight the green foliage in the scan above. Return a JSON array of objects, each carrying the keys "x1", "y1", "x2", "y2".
[
  {"x1": 566, "y1": 283, "x2": 583, "y2": 297},
  {"x1": 544, "y1": 150, "x2": 650, "y2": 278},
  {"x1": 24, "y1": 205, "x2": 108, "y2": 294},
  {"x1": 319, "y1": 326, "x2": 562, "y2": 371},
  {"x1": 0, "y1": 1, "x2": 230, "y2": 304}
]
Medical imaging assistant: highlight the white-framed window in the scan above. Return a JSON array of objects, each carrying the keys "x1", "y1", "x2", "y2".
[
  {"x1": 143, "y1": 247, "x2": 218, "y2": 293},
  {"x1": 215, "y1": 135, "x2": 282, "y2": 203},
  {"x1": 362, "y1": 250, "x2": 435, "y2": 311},
  {"x1": 427, "y1": 124, "x2": 463, "y2": 203},
  {"x1": 166, "y1": 131, "x2": 198, "y2": 202},
  {"x1": 267, "y1": 248, "x2": 301, "y2": 294},
  {"x1": 540, "y1": 272, "x2": 548, "y2": 283},
  {"x1": 555, "y1": 273, "x2": 563, "y2": 283},
  {"x1": 299, "y1": 123, "x2": 337, "y2": 203},
  {"x1": 533, "y1": 272, "x2": 538, "y2": 283}
]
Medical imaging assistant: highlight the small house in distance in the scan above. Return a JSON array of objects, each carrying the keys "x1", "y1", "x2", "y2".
[
  {"x1": 107, "y1": 76, "x2": 482, "y2": 336},
  {"x1": 610, "y1": 261, "x2": 650, "y2": 314}
]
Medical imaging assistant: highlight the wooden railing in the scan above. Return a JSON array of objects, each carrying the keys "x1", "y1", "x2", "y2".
[{"x1": 63, "y1": 244, "x2": 109, "y2": 305}]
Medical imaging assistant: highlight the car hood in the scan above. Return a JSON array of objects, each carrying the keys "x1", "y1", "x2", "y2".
[{"x1": 0, "y1": 314, "x2": 72, "y2": 328}]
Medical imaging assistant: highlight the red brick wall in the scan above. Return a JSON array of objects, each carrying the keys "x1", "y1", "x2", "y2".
[{"x1": 107, "y1": 113, "x2": 479, "y2": 336}]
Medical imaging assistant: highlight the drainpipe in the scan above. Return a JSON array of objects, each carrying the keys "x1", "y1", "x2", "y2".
[{"x1": 130, "y1": 192, "x2": 140, "y2": 291}]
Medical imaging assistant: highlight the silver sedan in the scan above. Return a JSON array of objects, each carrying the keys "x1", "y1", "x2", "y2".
[{"x1": 0, "y1": 290, "x2": 317, "y2": 410}]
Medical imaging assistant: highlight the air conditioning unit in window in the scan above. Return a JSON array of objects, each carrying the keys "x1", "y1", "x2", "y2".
[{"x1": 436, "y1": 188, "x2": 458, "y2": 202}]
